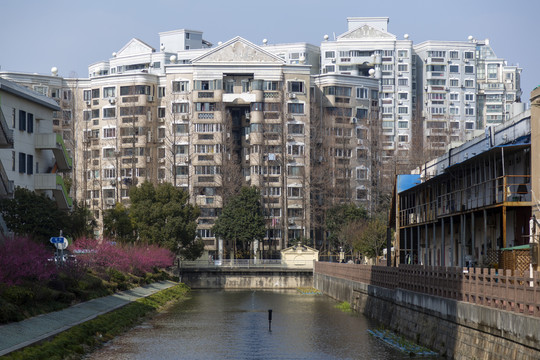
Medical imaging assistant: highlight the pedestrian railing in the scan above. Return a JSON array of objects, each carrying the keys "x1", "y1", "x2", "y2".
[
  {"x1": 314, "y1": 262, "x2": 540, "y2": 317},
  {"x1": 180, "y1": 259, "x2": 314, "y2": 269}
]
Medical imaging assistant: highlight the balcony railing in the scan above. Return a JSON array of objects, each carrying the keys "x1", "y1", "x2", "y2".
[{"x1": 399, "y1": 175, "x2": 531, "y2": 226}]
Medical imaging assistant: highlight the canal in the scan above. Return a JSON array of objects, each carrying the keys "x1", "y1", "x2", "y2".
[{"x1": 86, "y1": 290, "x2": 439, "y2": 359}]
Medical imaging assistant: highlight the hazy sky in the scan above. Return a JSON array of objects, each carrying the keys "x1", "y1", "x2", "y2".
[{"x1": 1, "y1": 0, "x2": 538, "y2": 100}]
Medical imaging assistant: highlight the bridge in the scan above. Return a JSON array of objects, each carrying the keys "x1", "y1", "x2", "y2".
[{"x1": 176, "y1": 259, "x2": 313, "y2": 289}]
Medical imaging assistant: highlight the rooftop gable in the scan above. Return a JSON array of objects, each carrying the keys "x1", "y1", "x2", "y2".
[
  {"x1": 191, "y1": 36, "x2": 286, "y2": 64},
  {"x1": 338, "y1": 24, "x2": 396, "y2": 41},
  {"x1": 116, "y1": 38, "x2": 155, "y2": 57}
]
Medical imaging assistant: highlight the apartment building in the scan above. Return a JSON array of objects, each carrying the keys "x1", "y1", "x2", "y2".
[
  {"x1": 0, "y1": 17, "x2": 522, "y2": 254},
  {"x1": 0, "y1": 78, "x2": 72, "y2": 214},
  {"x1": 391, "y1": 106, "x2": 533, "y2": 267},
  {"x1": 320, "y1": 17, "x2": 415, "y2": 163}
]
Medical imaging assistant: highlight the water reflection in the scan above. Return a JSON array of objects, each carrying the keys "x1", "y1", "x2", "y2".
[{"x1": 86, "y1": 290, "x2": 439, "y2": 360}]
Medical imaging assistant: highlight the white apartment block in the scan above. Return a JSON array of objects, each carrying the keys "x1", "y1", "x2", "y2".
[
  {"x1": 0, "y1": 78, "x2": 72, "y2": 216},
  {"x1": 0, "y1": 17, "x2": 522, "y2": 253},
  {"x1": 320, "y1": 17, "x2": 415, "y2": 162}
]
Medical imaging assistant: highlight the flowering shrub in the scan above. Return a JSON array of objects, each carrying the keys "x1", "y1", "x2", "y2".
[
  {"x1": 0, "y1": 237, "x2": 57, "y2": 286},
  {"x1": 72, "y1": 237, "x2": 174, "y2": 275}
]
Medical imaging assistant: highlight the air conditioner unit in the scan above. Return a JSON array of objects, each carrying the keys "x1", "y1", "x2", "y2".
[
  {"x1": 147, "y1": 95, "x2": 154, "y2": 102},
  {"x1": 245, "y1": 113, "x2": 250, "y2": 119},
  {"x1": 158, "y1": 118, "x2": 165, "y2": 123},
  {"x1": 350, "y1": 117, "x2": 358, "y2": 124},
  {"x1": 331, "y1": 59, "x2": 336, "y2": 63},
  {"x1": 357, "y1": 139, "x2": 362, "y2": 145},
  {"x1": 287, "y1": 114, "x2": 294, "y2": 120},
  {"x1": 146, "y1": 156, "x2": 151, "y2": 162},
  {"x1": 288, "y1": 93, "x2": 296, "y2": 99},
  {"x1": 288, "y1": 219, "x2": 295, "y2": 225},
  {"x1": 159, "y1": 158, "x2": 165, "y2": 163},
  {"x1": 109, "y1": 98, "x2": 116, "y2": 104},
  {"x1": 245, "y1": 175, "x2": 251, "y2": 181},
  {"x1": 245, "y1": 154, "x2": 250, "y2": 161},
  {"x1": 287, "y1": 136, "x2": 294, "y2": 141},
  {"x1": 245, "y1": 134, "x2": 250, "y2": 140},
  {"x1": 85, "y1": 100, "x2": 91, "y2": 106},
  {"x1": 464, "y1": 59, "x2": 469, "y2": 63},
  {"x1": 181, "y1": 114, "x2": 189, "y2": 120},
  {"x1": 398, "y1": 72, "x2": 403, "y2": 77},
  {"x1": 105, "y1": 199, "x2": 115, "y2": 206}
]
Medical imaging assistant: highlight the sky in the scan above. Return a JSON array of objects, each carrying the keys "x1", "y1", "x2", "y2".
[{"x1": 1, "y1": 0, "x2": 538, "y2": 101}]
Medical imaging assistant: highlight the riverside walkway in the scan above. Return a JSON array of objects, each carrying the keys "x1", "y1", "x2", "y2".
[{"x1": 0, "y1": 280, "x2": 177, "y2": 356}]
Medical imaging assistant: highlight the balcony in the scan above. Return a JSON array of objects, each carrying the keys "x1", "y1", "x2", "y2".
[
  {"x1": 0, "y1": 161, "x2": 13, "y2": 197},
  {"x1": 0, "y1": 108, "x2": 14, "y2": 148},
  {"x1": 399, "y1": 175, "x2": 531, "y2": 227},
  {"x1": 34, "y1": 174, "x2": 73, "y2": 210},
  {"x1": 35, "y1": 133, "x2": 73, "y2": 171}
]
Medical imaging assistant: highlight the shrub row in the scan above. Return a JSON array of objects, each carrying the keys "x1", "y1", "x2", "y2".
[{"x1": 2, "y1": 283, "x2": 190, "y2": 360}]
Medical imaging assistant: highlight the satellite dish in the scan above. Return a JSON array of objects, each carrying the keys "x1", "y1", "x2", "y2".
[
  {"x1": 51, "y1": 67, "x2": 58, "y2": 76},
  {"x1": 404, "y1": 34, "x2": 409, "y2": 40},
  {"x1": 323, "y1": 34, "x2": 329, "y2": 41},
  {"x1": 170, "y1": 55, "x2": 177, "y2": 63},
  {"x1": 263, "y1": 39, "x2": 268, "y2": 45}
]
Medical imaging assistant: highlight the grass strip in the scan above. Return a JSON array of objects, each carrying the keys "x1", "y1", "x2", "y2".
[{"x1": 2, "y1": 283, "x2": 190, "y2": 360}]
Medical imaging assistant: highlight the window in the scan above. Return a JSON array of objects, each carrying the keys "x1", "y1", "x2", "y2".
[
  {"x1": 449, "y1": 107, "x2": 459, "y2": 115},
  {"x1": 175, "y1": 124, "x2": 188, "y2": 134},
  {"x1": 464, "y1": 66, "x2": 474, "y2": 74},
  {"x1": 103, "y1": 168, "x2": 116, "y2": 179},
  {"x1": 103, "y1": 86, "x2": 116, "y2": 98},
  {"x1": 172, "y1": 103, "x2": 189, "y2": 113},
  {"x1": 33, "y1": 85, "x2": 48, "y2": 96},
  {"x1": 325, "y1": 86, "x2": 351, "y2": 96},
  {"x1": 18, "y1": 152, "x2": 26, "y2": 173},
  {"x1": 27, "y1": 113, "x2": 33, "y2": 133},
  {"x1": 464, "y1": 80, "x2": 474, "y2": 88},
  {"x1": 449, "y1": 93, "x2": 459, "y2": 101},
  {"x1": 287, "y1": 123, "x2": 304, "y2": 134},
  {"x1": 174, "y1": 145, "x2": 188, "y2": 154},
  {"x1": 427, "y1": 51, "x2": 446, "y2": 58},
  {"x1": 356, "y1": 108, "x2": 368, "y2": 119},
  {"x1": 356, "y1": 87, "x2": 368, "y2": 99},
  {"x1": 449, "y1": 79, "x2": 459, "y2": 87},
  {"x1": 19, "y1": 110, "x2": 26, "y2": 131},
  {"x1": 324, "y1": 65, "x2": 335, "y2": 73},
  {"x1": 325, "y1": 51, "x2": 335, "y2": 58},
  {"x1": 398, "y1": 121, "x2": 408, "y2": 128},
  {"x1": 103, "y1": 128, "x2": 116, "y2": 138},
  {"x1": 398, "y1": 50, "x2": 408, "y2": 58},
  {"x1": 196, "y1": 102, "x2": 218, "y2": 112},
  {"x1": 465, "y1": 94, "x2": 474, "y2": 101},
  {"x1": 120, "y1": 85, "x2": 150, "y2": 96},
  {"x1": 287, "y1": 103, "x2": 304, "y2": 114},
  {"x1": 158, "y1": 107, "x2": 165, "y2": 118},
  {"x1": 103, "y1": 148, "x2": 115, "y2": 158},
  {"x1": 464, "y1": 51, "x2": 474, "y2": 59},
  {"x1": 465, "y1": 122, "x2": 474, "y2": 130},
  {"x1": 194, "y1": 80, "x2": 221, "y2": 90},
  {"x1": 158, "y1": 86, "x2": 166, "y2": 98},
  {"x1": 172, "y1": 81, "x2": 189, "y2": 93},
  {"x1": 83, "y1": 90, "x2": 91, "y2": 101},
  {"x1": 465, "y1": 108, "x2": 475, "y2": 116},
  {"x1": 103, "y1": 107, "x2": 116, "y2": 118},
  {"x1": 287, "y1": 144, "x2": 304, "y2": 156},
  {"x1": 398, "y1": 135, "x2": 408, "y2": 142},
  {"x1": 287, "y1": 165, "x2": 304, "y2": 177},
  {"x1": 449, "y1": 65, "x2": 459, "y2": 73},
  {"x1": 449, "y1": 51, "x2": 459, "y2": 59},
  {"x1": 263, "y1": 81, "x2": 279, "y2": 91},
  {"x1": 398, "y1": 64, "x2": 408, "y2": 72},
  {"x1": 288, "y1": 81, "x2": 304, "y2": 93},
  {"x1": 487, "y1": 64, "x2": 498, "y2": 79},
  {"x1": 92, "y1": 109, "x2": 100, "y2": 118},
  {"x1": 356, "y1": 168, "x2": 367, "y2": 180},
  {"x1": 398, "y1": 78, "x2": 408, "y2": 86},
  {"x1": 91, "y1": 88, "x2": 100, "y2": 98},
  {"x1": 356, "y1": 189, "x2": 367, "y2": 200},
  {"x1": 398, "y1": 106, "x2": 408, "y2": 114},
  {"x1": 175, "y1": 165, "x2": 188, "y2": 176}
]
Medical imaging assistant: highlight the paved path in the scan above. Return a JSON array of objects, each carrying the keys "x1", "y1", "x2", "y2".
[{"x1": 0, "y1": 280, "x2": 177, "y2": 356}]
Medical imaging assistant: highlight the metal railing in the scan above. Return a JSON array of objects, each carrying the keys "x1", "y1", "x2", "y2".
[
  {"x1": 315, "y1": 262, "x2": 540, "y2": 317},
  {"x1": 180, "y1": 259, "x2": 313, "y2": 269},
  {"x1": 399, "y1": 175, "x2": 531, "y2": 226}
]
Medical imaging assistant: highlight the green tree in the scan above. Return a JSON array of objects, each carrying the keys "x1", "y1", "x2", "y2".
[
  {"x1": 0, "y1": 187, "x2": 68, "y2": 242},
  {"x1": 326, "y1": 203, "x2": 367, "y2": 251},
  {"x1": 353, "y1": 217, "x2": 388, "y2": 260},
  {"x1": 129, "y1": 181, "x2": 203, "y2": 260},
  {"x1": 103, "y1": 203, "x2": 133, "y2": 242},
  {"x1": 65, "y1": 201, "x2": 97, "y2": 240},
  {"x1": 212, "y1": 186, "x2": 265, "y2": 258}
]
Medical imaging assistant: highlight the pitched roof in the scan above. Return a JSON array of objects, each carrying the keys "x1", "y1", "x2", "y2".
[
  {"x1": 0, "y1": 78, "x2": 60, "y2": 110},
  {"x1": 191, "y1": 36, "x2": 286, "y2": 64}
]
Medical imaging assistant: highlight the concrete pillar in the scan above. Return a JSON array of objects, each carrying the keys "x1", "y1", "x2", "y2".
[{"x1": 450, "y1": 216, "x2": 454, "y2": 266}]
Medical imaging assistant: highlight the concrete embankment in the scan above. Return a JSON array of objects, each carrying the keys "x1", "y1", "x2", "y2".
[{"x1": 314, "y1": 272, "x2": 540, "y2": 360}]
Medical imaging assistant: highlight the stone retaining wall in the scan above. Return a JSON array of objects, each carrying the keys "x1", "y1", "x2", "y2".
[{"x1": 314, "y1": 272, "x2": 540, "y2": 360}]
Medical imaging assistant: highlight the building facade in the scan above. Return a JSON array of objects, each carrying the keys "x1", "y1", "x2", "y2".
[
  {"x1": 0, "y1": 78, "x2": 72, "y2": 236},
  {"x1": 0, "y1": 17, "x2": 523, "y2": 256}
]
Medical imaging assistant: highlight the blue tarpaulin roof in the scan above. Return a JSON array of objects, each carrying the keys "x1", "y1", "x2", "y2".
[
  {"x1": 495, "y1": 134, "x2": 530, "y2": 148},
  {"x1": 397, "y1": 174, "x2": 421, "y2": 193}
]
